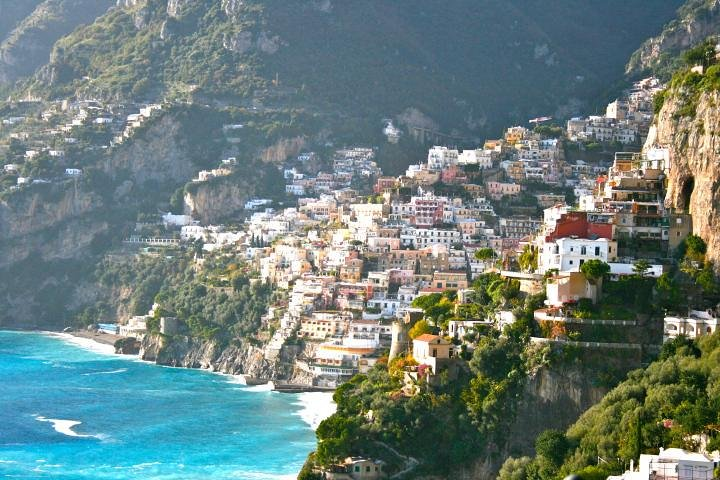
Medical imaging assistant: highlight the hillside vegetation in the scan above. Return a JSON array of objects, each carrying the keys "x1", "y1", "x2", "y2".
[
  {"x1": 20, "y1": 0, "x2": 681, "y2": 137},
  {"x1": 0, "y1": 0, "x2": 114, "y2": 86},
  {"x1": 626, "y1": 0, "x2": 720, "y2": 80}
]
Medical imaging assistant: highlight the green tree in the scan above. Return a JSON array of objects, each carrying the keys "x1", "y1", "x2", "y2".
[
  {"x1": 580, "y1": 259, "x2": 610, "y2": 284},
  {"x1": 535, "y1": 429, "x2": 570, "y2": 468},
  {"x1": 474, "y1": 247, "x2": 495, "y2": 260},
  {"x1": 498, "y1": 456, "x2": 536, "y2": 480},
  {"x1": 683, "y1": 39, "x2": 716, "y2": 68},
  {"x1": 315, "y1": 415, "x2": 362, "y2": 465},
  {"x1": 518, "y1": 245, "x2": 538, "y2": 272},
  {"x1": 408, "y1": 319, "x2": 434, "y2": 339},
  {"x1": 655, "y1": 273, "x2": 682, "y2": 313},
  {"x1": 632, "y1": 259, "x2": 651, "y2": 277},
  {"x1": 685, "y1": 234, "x2": 707, "y2": 260}
]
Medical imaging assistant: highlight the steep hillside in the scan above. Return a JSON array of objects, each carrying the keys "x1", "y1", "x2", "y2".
[
  {"x1": 0, "y1": 1, "x2": 44, "y2": 40},
  {"x1": 651, "y1": 61, "x2": 720, "y2": 270},
  {"x1": 25, "y1": 0, "x2": 681, "y2": 137},
  {"x1": 626, "y1": 0, "x2": 720, "y2": 80},
  {"x1": 0, "y1": 0, "x2": 114, "y2": 86},
  {"x1": 498, "y1": 335, "x2": 720, "y2": 479}
]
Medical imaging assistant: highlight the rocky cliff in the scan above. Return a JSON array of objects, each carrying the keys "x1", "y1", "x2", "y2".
[
  {"x1": 183, "y1": 162, "x2": 285, "y2": 224},
  {"x1": 626, "y1": 0, "x2": 720, "y2": 78},
  {"x1": 0, "y1": 183, "x2": 105, "y2": 268},
  {"x1": 139, "y1": 334, "x2": 314, "y2": 384},
  {"x1": 0, "y1": 112, "x2": 198, "y2": 270},
  {"x1": 0, "y1": 109, "x2": 208, "y2": 328},
  {"x1": 654, "y1": 89, "x2": 720, "y2": 268},
  {"x1": 442, "y1": 362, "x2": 611, "y2": 480}
]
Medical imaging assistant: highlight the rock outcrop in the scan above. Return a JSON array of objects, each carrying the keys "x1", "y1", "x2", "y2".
[
  {"x1": 626, "y1": 0, "x2": 720, "y2": 76},
  {"x1": 0, "y1": 183, "x2": 106, "y2": 269},
  {"x1": 654, "y1": 90, "x2": 720, "y2": 268},
  {"x1": 139, "y1": 334, "x2": 314, "y2": 383},
  {"x1": 183, "y1": 160, "x2": 284, "y2": 224},
  {"x1": 415, "y1": 349, "x2": 641, "y2": 480}
]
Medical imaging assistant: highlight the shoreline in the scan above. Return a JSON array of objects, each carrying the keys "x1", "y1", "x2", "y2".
[
  {"x1": 45, "y1": 330, "x2": 120, "y2": 356},
  {"x1": 3, "y1": 328, "x2": 337, "y2": 429}
]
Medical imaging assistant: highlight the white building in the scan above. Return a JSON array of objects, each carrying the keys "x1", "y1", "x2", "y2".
[
  {"x1": 608, "y1": 448, "x2": 715, "y2": 480},
  {"x1": 400, "y1": 227, "x2": 461, "y2": 249},
  {"x1": 286, "y1": 184, "x2": 305, "y2": 196},
  {"x1": 664, "y1": 310, "x2": 720, "y2": 343},
  {"x1": 538, "y1": 237, "x2": 617, "y2": 274},
  {"x1": 163, "y1": 212, "x2": 194, "y2": 227},
  {"x1": 458, "y1": 148, "x2": 494, "y2": 169},
  {"x1": 427, "y1": 146, "x2": 459, "y2": 171},
  {"x1": 181, "y1": 225, "x2": 207, "y2": 241}
]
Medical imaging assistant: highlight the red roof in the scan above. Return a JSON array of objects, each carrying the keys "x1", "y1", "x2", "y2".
[{"x1": 414, "y1": 334, "x2": 441, "y2": 343}]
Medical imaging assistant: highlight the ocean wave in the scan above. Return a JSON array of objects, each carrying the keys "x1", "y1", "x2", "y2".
[
  {"x1": 131, "y1": 461, "x2": 162, "y2": 470},
  {"x1": 42, "y1": 360, "x2": 76, "y2": 369},
  {"x1": 292, "y1": 392, "x2": 336, "y2": 430},
  {"x1": 241, "y1": 383, "x2": 274, "y2": 392},
  {"x1": 81, "y1": 368, "x2": 128, "y2": 376},
  {"x1": 34, "y1": 415, "x2": 104, "y2": 440}
]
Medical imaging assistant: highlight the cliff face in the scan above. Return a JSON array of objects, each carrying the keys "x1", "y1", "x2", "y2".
[
  {"x1": 444, "y1": 364, "x2": 609, "y2": 480},
  {"x1": 626, "y1": 0, "x2": 720, "y2": 77},
  {"x1": 0, "y1": 0, "x2": 114, "y2": 85},
  {"x1": 0, "y1": 112, "x2": 197, "y2": 270},
  {"x1": 0, "y1": 183, "x2": 106, "y2": 269},
  {"x1": 0, "y1": 110, "x2": 205, "y2": 328},
  {"x1": 184, "y1": 162, "x2": 285, "y2": 224},
  {"x1": 139, "y1": 334, "x2": 313, "y2": 383},
  {"x1": 655, "y1": 90, "x2": 720, "y2": 267},
  {"x1": 105, "y1": 114, "x2": 197, "y2": 185}
]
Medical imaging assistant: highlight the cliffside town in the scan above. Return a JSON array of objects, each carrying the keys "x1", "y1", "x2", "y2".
[{"x1": 2, "y1": 6, "x2": 720, "y2": 476}]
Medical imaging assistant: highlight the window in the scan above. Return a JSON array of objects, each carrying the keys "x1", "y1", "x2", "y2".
[
  {"x1": 569, "y1": 260, "x2": 574, "y2": 265},
  {"x1": 355, "y1": 466, "x2": 360, "y2": 472},
  {"x1": 581, "y1": 246, "x2": 587, "y2": 255}
]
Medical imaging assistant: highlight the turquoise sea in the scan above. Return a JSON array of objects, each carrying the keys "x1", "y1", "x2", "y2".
[{"x1": 0, "y1": 331, "x2": 332, "y2": 479}]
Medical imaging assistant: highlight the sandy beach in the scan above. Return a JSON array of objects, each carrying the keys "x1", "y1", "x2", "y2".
[
  {"x1": 67, "y1": 329, "x2": 124, "y2": 346},
  {"x1": 44, "y1": 330, "x2": 120, "y2": 355}
]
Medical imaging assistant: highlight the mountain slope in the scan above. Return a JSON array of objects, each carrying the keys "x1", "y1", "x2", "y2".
[
  {"x1": 0, "y1": 0, "x2": 114, "y2": 86},
  {"x1": 25, "y1": 0, "x2": 682, "y2": 136},
  {"x1": 0, "y1": 1, "x2": 44, "y2": 40},
  {"x1": 626, "y1": 0, "x2": 720, "y2": 80}
]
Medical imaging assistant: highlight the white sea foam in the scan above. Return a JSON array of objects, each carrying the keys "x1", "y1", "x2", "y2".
[
  {"x1": 131, "y1": 461, "x2": 162, "y2": 470},
  {"x1": 293, "y1": 392, "x2": 336, "y2": 430},
  {"x1": 43, "y1": 332, "x2": 116, "y2": 356},
  {"x1": 34, "y1": 415, "x2": 103, "y2": 439},
  {"x1": 242, "y1": 382, "x2": 274, "y2": 392},
  {"x1": 81, "y1": 368, "x2": 128, "y2": 376}
]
